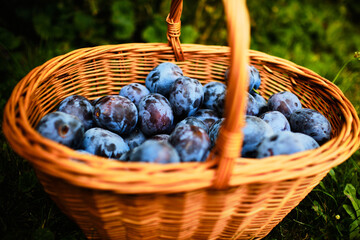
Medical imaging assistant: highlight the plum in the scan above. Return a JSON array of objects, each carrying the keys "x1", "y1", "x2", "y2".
[
  {"x1": 256, "y1": 131, "x2": 319, "y2": 158},
  {"x1": 122, "y1": 128, "x2": 146, "y2": 150},
  {"x1": 81, "y1": 127, "x2": 129, "y2": 159},
  {"x1": 259, "y1": 111, "x2": 291, "y2": 133},
  {"x1": 175, "y1": 116, "x2": 209, "y2": 133},
  {"x1": 128, "y1": 140, "x2": 180, "y2": 164},
  {"x1": 208, "y1": 118, "x2": 225, "y2": 147},
  {"x1": 93, "y1": 95, "x2": 138, "y2": 136},
  {"x1": 193, "y1": 109, "x2": 220, "y2": 130},
  {"x1": 202, "y1": 81, "x2": 226, "y2": 117},
  {"x1": 138, "y1": 93, "x2": 174, "y2": 136},
  {"x1": 145, "y1": 62, "x2": 183, "y2": 97},
  {"x1": 119, "y1": 83, "x2": 150, "y2": 108},
  {"x1": 267, "y1": 91, "x2": 302, "y2": 119},
  {"x1": 36, "y1": 111, "x2": 84, "y2": 149},
  {"x1": 289, "y1": 108, "x2": 331, "y2": 145},
  {"x1": 168, "y1": 76, "x2": 204, "y2": 120},
  {"x1": 241, "y1": 116, "x2": 274, "y2": 158},
  {"x1": 169, "y1": 124, "x2": 211, "y2": 162},
  {"x1": 58, "y1": 95, "x2": 94, "y2": 130}
]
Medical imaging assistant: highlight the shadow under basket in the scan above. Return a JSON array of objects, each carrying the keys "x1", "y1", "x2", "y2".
[{"x1": 3, "y1": 1, "x2": 360, "y2": 239}]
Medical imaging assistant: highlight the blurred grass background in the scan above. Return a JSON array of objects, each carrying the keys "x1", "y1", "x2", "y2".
[{"x1": 1, "y1": 0, "x2": 359, "y2": 239}]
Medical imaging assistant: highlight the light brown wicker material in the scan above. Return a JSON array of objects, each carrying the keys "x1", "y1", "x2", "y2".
[{"x1": 3, "y1": 0, "x2": 360, "y2": 239}]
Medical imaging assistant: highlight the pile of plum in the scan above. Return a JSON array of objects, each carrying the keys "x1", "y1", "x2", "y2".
[{"x1": 36, "y1": 62, "x2": 331, "y2": 163}]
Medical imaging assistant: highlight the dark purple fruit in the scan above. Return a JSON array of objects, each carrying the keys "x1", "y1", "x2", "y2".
[
  {"x1": 36, "y1": 111, "x2": 84, "y2": 149},
  {"x1": 168, "y1": 76, "x2": 204, "y2": 120},
  {"x1": 267, "y1": 91, "x2": 302, "y2": 119},
  {"x1": 251, "y1": 92, "x2": 268, "y2": 115},
  {"x1": 208, "y1": 118, "x2": 225, "y2": 147},
  {"x1": 58, "y1": 95, "x2": 94, "y2": 130},
  {"x1": 256, "y1": 131, "x2": 319, "y2": 158},
  {"x1": 169, "y1": 124, "x2": 211, "y2": 162},
  {"x1": 241, "y1": 116, "x2": 273, "y2": 158},
  {"x1": 145, "y1": 62, "x2": 183, "y2": 97},
  {"x1": 119, "y1": 83, "x2": 150, "y2": 108},
  {"x1": 128, "y1": 140, "x2": 180, "y2": 164},
  {"x1": 151, "y1": 134, "x2": 170, "y2": 142},
  {"x1": 289, "y1": 108, "x2": 331, "y2": 145},
  {"x1": 175, "y1": 116, "x2": 209, "y2": 133},
  {"x1": 248, "y1": 65, "x2": 261, "y2": 94},
  {"x1": 122, "y1": 128, "x2": 146, "y2": 150},
  {"x1": 81, "y1": 127, "x2": 129, "y2": 159},
  {"x1": 93, "y1": 95, "x2": 138, "y2": 136},
  {"x1": 138, "y1": 93, "x2": 174, "y2": 136},
  {"x1": 193, "y1": 109, "x2": 220, "y2": 130},
  {"x1": 259, "y1": 111, "x2": 290, "y2": 133},
  {"x1": 202, "y1": 82, "x2": 226, "y2": 117}
]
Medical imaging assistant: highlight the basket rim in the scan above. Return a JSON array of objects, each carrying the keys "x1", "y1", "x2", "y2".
[{"x1": 3, "y1": 42, "x2": 360, "y2": 194}]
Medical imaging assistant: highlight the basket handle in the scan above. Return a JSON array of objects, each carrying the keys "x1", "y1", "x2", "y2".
[{"x1": 167, "y1": 0, "x2": 250, "y2": 189}]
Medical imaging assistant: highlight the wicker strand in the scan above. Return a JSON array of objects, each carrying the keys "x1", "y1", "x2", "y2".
[{"x1": 167, "y1": 0, "x2": 185, "y2": 61}]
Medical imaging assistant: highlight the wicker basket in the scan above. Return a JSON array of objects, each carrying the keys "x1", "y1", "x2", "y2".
[{"x1": 3, "y1": 0, "x2": 360, "y2": 239}]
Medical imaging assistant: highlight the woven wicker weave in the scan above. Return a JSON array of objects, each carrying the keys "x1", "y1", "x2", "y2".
[{"x1": 3, "y1": 0, "x2": 360, "y2": 239}]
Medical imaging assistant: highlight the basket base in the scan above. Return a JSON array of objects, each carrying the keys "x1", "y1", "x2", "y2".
[{"x1": 35, "y1": 168, "x2": 329, "y2": 239}]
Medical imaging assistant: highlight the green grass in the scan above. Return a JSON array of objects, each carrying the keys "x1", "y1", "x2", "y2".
[{"x1": 1, "y1": 0, "x2": 360, "y2": 239}]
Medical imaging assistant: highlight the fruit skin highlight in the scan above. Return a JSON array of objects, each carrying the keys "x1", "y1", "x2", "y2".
[
  {"x1": 129, "y1": 140, "x2": 180, "y2": 164},
  {"x1": 241, "y1": 116, "x2": 274, "y2": 158},
  {"x1": 169, "y1": 124, "x2": 211, "y2": 162},
  {"x1": 202, "y1": 81, "x2": 226, "y2": 117},
  {"x1": 194, "y1": 109, "x2": 220, "y2": 130},
  {"x1": 119, "y1": 83, "x2": 150, "y2": 108},
  {"x1": 36, "y1": 111, "x2": 84, "y2": 149},
  {"x1": 267, "y1": 91, "x2": 302, "y2": 119},
  {"x1": 168, "y1": 76, "x2": 204, "y2": 120},
  {"x1": 256, "y1": 131, "x2": 319, "y2": 158},
  {"x1": 81, "y1": 127, "x2": 130, "y2": 159},
  {"x1": 138, "y1": 93, "x2": 174, "y2": 136},
  {"x1": 145, "y1": 62, "x2": 183, "y2": 97},
  {"x1": 259, "y1": 111, "x2": 291, "y2": 133},
  {"x1": 93, "y1": 95, "x2": 138, "y2": 136},
  {"x1": 289, "y1": 108, "x2": 331, "y2": 145},
  {"x1": 58, "y1": 95, "x2": 94, "y2": 130}
]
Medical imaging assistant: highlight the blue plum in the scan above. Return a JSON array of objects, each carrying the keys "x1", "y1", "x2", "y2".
[
  {"x1": 168, "y1": 76, "x2": 204, "y2": 120},
  {"x1": 208, "y1": 118, "x2": 225, "y2": 147},
  {"x1": 150, "y1": 134, "x2": 170, "y2": 142},
  {"x1": 138, "y1": 93, "x2": 174, "y2": 136},
  {"x1": 128, "y1": 140, "x2": 180, "y2": 164},
  {"x1": 36, "y1": 111, "x2": 84, "y2": 149},
  {"x1": 256, "y1": 131, "x2": 319, "y2": 158},
  {"x1": 241, "y1": 116, "x2": 274, "y2": 158},
  {"x1": 175, "y1": 116, "x2": 209, "y2": 133},
  {"x1": 193, "y1": 109, "x2": 220, "y2": 130},
  {"x1": 294, "y1": 132, "x2": 320, "y2": 150},
  {"x1": 267, "y1": 91, "x2": 302, "y2": 119},
  {"x1": 122, "y1": 128, "x2": 146, "y2": 150},
  {"x1": 251, "y1": 92, "x2": 268, "y2": 115},
  {"x1": 81, "y1": 127, "x2": 129, "y2": 159},
  {"x1": 289, "y1": 108, "x2": 331, "y2": 145},
  {"x1": 93, "y1": 95, "x2": 138, "y2": 136},
  {"x1": 246, "y1": 93, "x2": 261, "y2": 116},
  {"x1": 202, "y1": 82, "x2": 226, "y2": 117},
  {"x1": 248, "y1": 65, "x2": 261, "y2": 94},
  {"x1": 145, "y1": 62, "x2": 183, "y2": 97},
  {"x1": 169, "y1": 124, "x2": 211, "y2": 162},
  {"x1": 58, "y1": 95, "x2": 94, "y2": 130},
  {"x1": 119, "y1": 83, "x2": 150, "y2": 108},
  {"x1": 259, "y1": 111, "x2": 290, "y2": 133}
]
